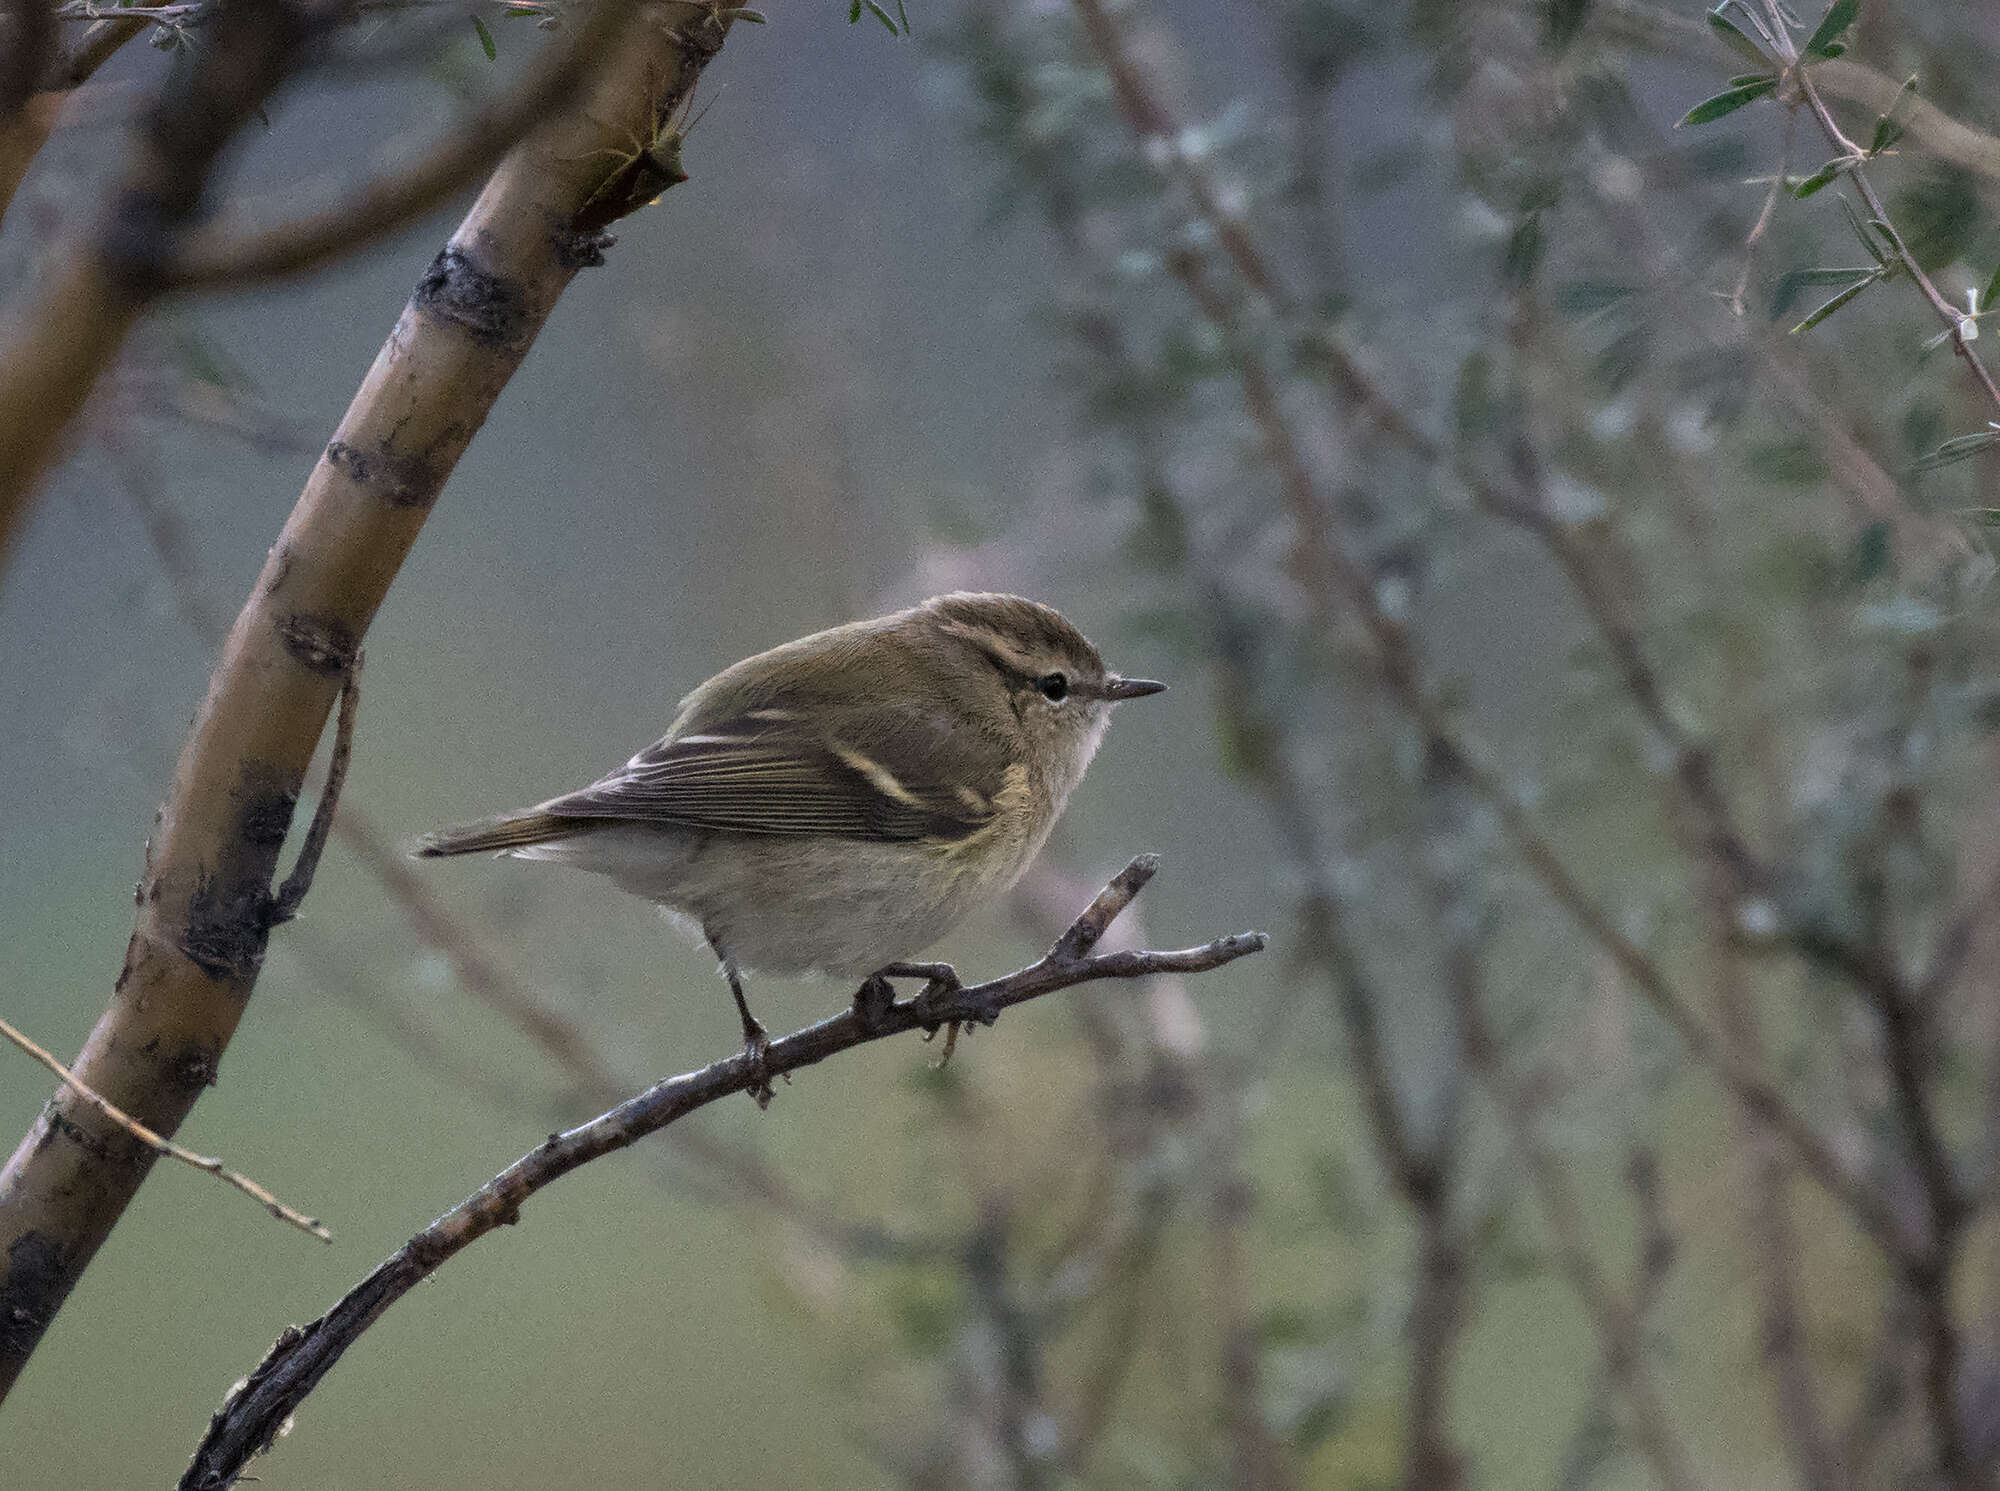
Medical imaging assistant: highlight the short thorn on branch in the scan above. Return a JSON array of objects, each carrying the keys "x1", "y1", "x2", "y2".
[{"x1": 179, "y1": 855, "x2": 1263, "y2": 1489}]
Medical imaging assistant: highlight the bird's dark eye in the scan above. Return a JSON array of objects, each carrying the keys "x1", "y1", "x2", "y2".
[{"x1": 1037, "y1": 672, "x2": 1070, "y2": 703}]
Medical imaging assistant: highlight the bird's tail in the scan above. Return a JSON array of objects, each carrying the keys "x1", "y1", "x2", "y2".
[{"x1": 413, "y1": 810, "x2": 570, "y2": 858}]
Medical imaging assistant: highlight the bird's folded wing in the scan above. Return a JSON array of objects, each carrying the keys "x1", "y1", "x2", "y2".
[{"x1": 537, "y1": 711, "x2": 1008, "y2": 843}]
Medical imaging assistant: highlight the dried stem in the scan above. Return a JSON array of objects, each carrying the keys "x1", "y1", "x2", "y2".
[
  {"x1": 179, "y1": 860, "x2": 1264, "y2": 1488},
  {"x1": 0, "y1": 1013, "x2": 329, "y2": 1241}
]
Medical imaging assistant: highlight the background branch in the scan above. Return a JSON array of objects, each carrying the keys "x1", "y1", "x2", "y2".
[{"x1": 162, "y1": 0, "x2": 641, "y2": 289}]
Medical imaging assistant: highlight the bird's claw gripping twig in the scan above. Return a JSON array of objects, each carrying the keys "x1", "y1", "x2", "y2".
[
  {"x1": 862, "y1": 961, "x2": 984, "y2": 1065},
  {"x1": 739, "y1": 1019, "x2": 776, "y2": 1110}
]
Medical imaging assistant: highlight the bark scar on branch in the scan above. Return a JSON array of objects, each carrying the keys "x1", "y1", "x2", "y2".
[{"x1": 179, "y1": 858, "x2": 1264, "y2": 1490}]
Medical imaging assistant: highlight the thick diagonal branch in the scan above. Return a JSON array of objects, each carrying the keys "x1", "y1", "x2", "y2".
[
  {"x1": 180, "y1": 859, "x2": 1264, "y2": 1489},
  {"x1": 0, "y1": 0, "x2": 735, "y2": 1404}
]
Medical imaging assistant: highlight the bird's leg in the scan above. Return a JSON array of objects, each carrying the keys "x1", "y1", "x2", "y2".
[
  {"x1": 709, "y1": 936, "x2": 775, "y2": 1109},
  {"x1": 727, "y1": 968, "x2": 778, "y2": 1109}
]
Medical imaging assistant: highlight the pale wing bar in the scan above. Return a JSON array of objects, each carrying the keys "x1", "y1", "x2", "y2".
[{"x1": 541, "y1": 730, "x2": 988, "y2": 842}]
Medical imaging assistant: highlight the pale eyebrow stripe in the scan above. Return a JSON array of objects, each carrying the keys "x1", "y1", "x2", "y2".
[
  {"x1": 829, "y1": 741, "x2": 922, "y2": 807},
  {"x1": 936, "y1": 619, "x2": 1041, "y2": 677}
]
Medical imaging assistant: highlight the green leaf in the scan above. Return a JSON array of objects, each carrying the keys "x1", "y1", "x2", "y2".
[
  {"x1": 1791, "y1": 160, "x2": 1843, "y2": 198},
  {"x1": 1787, "y1": 265, "x2": 1883, "y2": 285},
  {"x1": 1868, "y1": 77, "x2": 1917, "y2": 155},
  {"x1": 1544, "y1": 0, "x2": 1592, "y2": 50},
  {"x1": 1746, "y1": 437, "x2": 1829, "y2": 485},
  {"x1": 1848, "y1": 520, "x2": 1892, "y2": 586},
  {"x1": 1790, "y1": 272, "x2": 1877, "y2": 333},
  {"x1": 1503, "y1": 213, "x2": 1545, "y2": 286},
  {"x1": 1802, "y1": 0, "x2": 1857, "y2": 60},
  {"x1": 1839, "y1": 195, "x2": 1886, "y2": 264},
  {"x1": 1982, "y1": 259, "x2": 2000, "y2": 313},
  {"x1": 1289, "y1": 1390, "x2": 1350, "y2": 1454},
  {"x1": 1256, "y1": 1306, "x2": 1321, "y2": 1346},
  {"x1": 861, "y1": 0, "x2": 902, "y2": 33},
  {"x1": 1705, "y1": 5, "x2": 1771, "y2": 65},
  {"x1": 887, "y1": 1274, "x2": 960, "y2": 1354},
  {"x1": 1454, "y1": 350, "x2": 1500, "y2": 441},
  {"x1": 1891, "y1": 166, "x2": 1981, "y2": 273},
  {"x1": 471, "y1": 13, "x2": 496, "y2": 59},
  {"x1": 1305, "y1": 1150, "x2": 1374, "y2": 1237},
  {"x1": 1555, "y1": 280, "x2": 1636, "y2": 315},
  {"x1": 1773, "y1": 265, "x2": 1879, "y2": 319},
  {"x1": 1676, "y1": 76, "x2": 1777, "y2": 127},
  {"x1": 1776, "y1": 263, "x2": 1880, "y2": 317},
  {"x1": 1913, "y1": 427, "x2": 2000, "y2": 473}
]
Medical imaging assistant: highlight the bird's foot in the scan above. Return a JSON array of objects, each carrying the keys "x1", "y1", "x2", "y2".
[
  {"x1": 739, "y1": 1018, "x2": 777, "y2": 1110},
  {"x1": 871, "y1": 961, "x2": 1001, "y2": 1071},
  {"x1": 877, "y1": 960, "x2": 962, "y2": 1001},
  {"x1": 854, "y1": 972, "x2": 895, "y2": 1032}
]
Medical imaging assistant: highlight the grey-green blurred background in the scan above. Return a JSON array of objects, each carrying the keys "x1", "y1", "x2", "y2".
[{"x1": 10, "y1": 2, "x2": 2000, "y2": 1487}]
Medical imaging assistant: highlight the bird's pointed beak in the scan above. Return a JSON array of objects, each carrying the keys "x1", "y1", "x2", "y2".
[{"x1": 1102, "y1": 675, "x2": 1168, "y2": 701}]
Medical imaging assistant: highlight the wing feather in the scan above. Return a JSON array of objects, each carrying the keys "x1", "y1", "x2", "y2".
[{"x1": 539, "y1": 709, "x2": 1006, "y2": 842}]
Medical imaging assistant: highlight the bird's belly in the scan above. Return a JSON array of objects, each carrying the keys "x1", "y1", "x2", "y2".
[
  {"x1": 687, "y1": 836, "x2": 1010, "y2": 977},
  {"x1": 527, "y1": 824, "x2": 1022, "y2": 978}
]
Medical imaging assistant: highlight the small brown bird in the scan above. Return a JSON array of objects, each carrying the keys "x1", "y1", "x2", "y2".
[{"x1": 417, "y1": 593, "x2": 1165, "y2": 1095}]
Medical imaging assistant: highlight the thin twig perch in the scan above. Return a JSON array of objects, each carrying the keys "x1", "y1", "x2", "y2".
[{"x1": 179, "y1": 856, "x2": 1264, "y2": 1489}]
